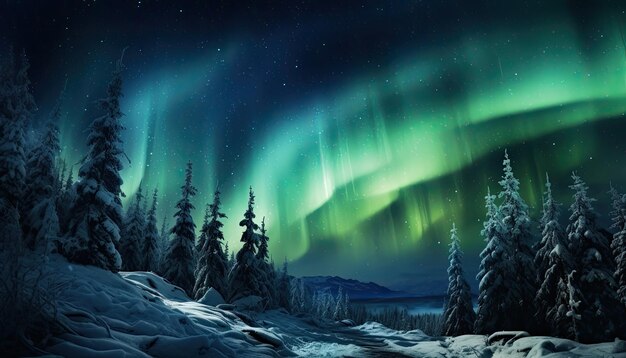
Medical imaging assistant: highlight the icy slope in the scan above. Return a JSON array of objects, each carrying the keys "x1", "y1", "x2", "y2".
[{"x1": 42, "y1": 255, "x2": 291, "y2": 357}]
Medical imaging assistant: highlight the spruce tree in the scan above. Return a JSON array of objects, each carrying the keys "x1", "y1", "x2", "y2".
[
  {"x1": 142, "y1": 188, "x2": 160, "y2": 272},
  {"x1": 162, "y1": 161, "x2": 197, "y2": 296},
  {"x1": 497, "y1": 150, "x2": 536, "y2": 331},
  {"x1": 474, "y1": 188, "x2": 512, "y2": 334},
  {"x1": 228, "y1": 186, "x2": 265, "y2": 302},
  {"x1": 193, "y1": 188, "x2": 229, "y2": 299},
  {"x1": 534, "y1": 174, "x2": 569, "y2": 334},
  {"x1": 63, "y1": 53, "x2": 126, "y2": 271},
  {"x1": 196, "y1": 203, "x2": 211, "y2": 254},
  {"x1": 609, "y1": 186, "x2": 626, "y2": 306},
  {"x1": 159, "y1": 213, "x2": 170, "y2": 267},
  {"x1": 0, "y1": 50, "x2": 35, "y2": 251},
  {"x1": 119, "y1": 185, "x2": 145, "y2": 271},
  {"x1": 257, "y1": 217, "x2": 278, "y2": 306},
  {"x1": 565, "y1": 173, "x2": 622, "y2": 342},
  {"x1": 21, "y1": 119, "x2": 61, "y2": 251},
  {"x1": 276, "y1": 259, "x2": 291, "y2": 310},
  {"x1": 442, "y1": 223, "x2": 475, "y2": 336}
]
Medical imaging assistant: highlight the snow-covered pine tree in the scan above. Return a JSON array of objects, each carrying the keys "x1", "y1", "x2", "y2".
[
  {"x1": 497, "y1": 150, "x2": 536, "y2": 332},
  {"x1": 609, "y1": 186, "x2": 626, "y2": 306},
  {"x1": 162, "y1": 161, "x2": 197, "y2": 296},
  {"x1": 158, "y1": 213, "x2": 170, "y2": 270},
  {"x1": 63, "y1": 52, "x2": 127, "y2": 271},
  {"x1": 256, "y1": 217, "x2": 277, "y2": 306},
  {"x1": 227, "y1": 186, "x2": 265, "y2": 302},
  {"x1": 142, "y1": 188, "x2": 160, "y2": 272},
  {"x1": 119, "y1": 185, "x2": 145, "y2": 271},
  {"x1": 224, "y1": 242, "x2": 231, "y2": 270},
  {"x1": 474, "y1": 188, "x2": 512, "y2": 334},
  {"x1": 442, "y1": 223, "x2": 475, "y2": 336},
  {"x1": 333, "y1": 287, "x2": 345, "y2": 320},
  {"x1": 0, "y1": 50, "x2": 36, "y2": 250},
  {"x1": 533, "y1": 174, "x2": 569, "y2": 334},
  {"x1": 193, "y1": 188, "x2": 229, "y2": 299},
  {"x1": 196, "y1": 203, "x2": 211, "y2": 254},
  {"x1": 276, "y1": 259, "x2": 291, "y2": 311},
  {"x1": 565, "y1": 173, "x2": 623, "y2": 342},
  {"x1": 21, "y1": 119, "x2": 61, "y2": 251}
]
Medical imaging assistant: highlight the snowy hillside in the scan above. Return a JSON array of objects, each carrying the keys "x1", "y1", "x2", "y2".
[
  {"x1": 29, "y1": 255, "x2": 626, "y2": 357},
  {"x1": 300, "y1": 276, "x2": 411, "y2": 299},
  {"x1": 39, "y1": 255, "x2": 291, "y2": 357}
]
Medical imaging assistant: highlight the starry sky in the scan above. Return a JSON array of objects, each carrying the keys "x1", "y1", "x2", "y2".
[{"x1": 3, "y1": 0, "x2": 626, "y2": 294}]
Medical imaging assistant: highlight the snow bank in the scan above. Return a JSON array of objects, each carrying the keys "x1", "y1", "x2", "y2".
[{"x1": 40, "y1": 255, "x2": 289, "y2": 357}]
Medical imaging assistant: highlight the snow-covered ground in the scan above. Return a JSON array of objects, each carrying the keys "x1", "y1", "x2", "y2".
[{"x1": 35, "y1": 255, "x2": 626, "y2": 357}]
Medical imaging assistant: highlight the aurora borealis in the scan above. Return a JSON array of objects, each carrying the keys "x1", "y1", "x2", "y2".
[{"x1": 3, "y1": 1, "x2": 626, "y2": 293}]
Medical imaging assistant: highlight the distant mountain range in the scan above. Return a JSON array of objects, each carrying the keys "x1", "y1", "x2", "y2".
[{"x1": 299, "y1": 276, "x2": 413, "y2": 300}]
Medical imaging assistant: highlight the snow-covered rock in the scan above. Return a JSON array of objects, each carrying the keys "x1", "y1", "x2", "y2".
[{"x1": 198, "y1": 288, "x2": 226, "y2": 306}]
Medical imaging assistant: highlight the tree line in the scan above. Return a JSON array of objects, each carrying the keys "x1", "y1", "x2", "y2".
[
  {"x1": 440, "y1": 151, "x2": 626, "y2": 343},
  {"x1": 0, "y1": 50, "x2": 294, "y2": 313}
]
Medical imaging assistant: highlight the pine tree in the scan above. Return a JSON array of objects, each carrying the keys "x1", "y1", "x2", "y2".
[
  {"x1": 534, "y1": 174, "x2": 569, "y2": 334},
  {"x1": 228, "y1": 186, "x2": 265, "y2": 302},
  {"x1": 276, "y1": 259, "x2": 291, "y2": 310},
  {"x1": 442, "y1": 223, "x2": 475, "y2": 336},
  {"x1": 256, "y1": 217, "x2": 277, "y2": 306},
  {"x1": 158, "y1": 213, "x2": 170, "y2": 268},
  {"x1": 475, "y1": 188, "x2": 512, "y2": 334},
  {"x1": 193, "y1": 188, "x2": 229, "y2": 299},
  {"x1": 162, "y1": 161, "x2": 197, "y2": 296},
  {"x1": 21, "y1": 119, "x2": 61, "y2": 251},
  {"x1": 565, "y1": 173, "x2": 623, "y2": 342},
  {"x1": 63, "y1": 53, "x2": 127, "y2": 271},
  {"x1": 497, "y1": 150, "x2": 536, "y2": 331},
  {"x1": 0, "y1": 50, "x2": 36, "y2": 251},
  {"x1": 196, "y1": 203, "x2": 211, "y2": 254},
  {"x1": 224, "y1": 241, "x2": 231, "y2": 270},
  {"x1": 119, "y1": 185, "x2": 145, "y2": 271},
  {"x1": 142, "y1": 188, "x2": 160, "y2": 272},
  {"x1": 609, "y1": 186, "x2": 626, "y2": 307}
]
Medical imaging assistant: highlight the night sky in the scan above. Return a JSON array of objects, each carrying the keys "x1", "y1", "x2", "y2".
[{"x1": 3, "y1": 1, "x2": 626, "y2": 294}]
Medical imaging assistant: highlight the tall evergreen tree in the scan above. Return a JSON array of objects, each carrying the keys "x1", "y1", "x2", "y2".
[
  {"x1": 228, "y1": 186, "x2": 265, "y2": 302},
  {"x1": 21, "y1": 119, "x2": 61, "y2": 250},
  {"x1": 194, "y1": 188, "x2": 229, "y2": 299},
  {"x1": 119, "y1": 185, "x2": 145, "y2": 271},
  {"x1": 609, "y1": 186, "x2": 626, "y2": 306},
  {"x1": 257, "y1": 217, "x2": 278, "y2": 306},
  {"x1": 276, "y1": 258, "x2": 291, "y2": 311},
  {"x1": 196, "y1": 203, "x2": 211, "y2": 253},
  {"x1": 63, "y1": 53, "x2": 126, "y2": 271},
  {"x1": 497, "y1": 150, "x2": 536, "y2": 331},
  {"x1": 534, "y1": 174, "x2": 568, "y2": 333},
  {"x1": 162, "y1": 161, "x2": 197, "y2": 296},
  {"x1": 158, "y1": 213, "x2": 170, "y2": 270},
  {"x1": 475, "y1": 188, "x2": 512, "y2": 334},
  {"x1": 142, "y1": 188, "x2": 160, "y2": 272},
  {"x1": 0, "y1": 50, "x2": 36, "y2": 250},
  {"x1": 565, "y1": 173, "x2": 623, "y2": 342},
  {"x1": 442, "y1": 223, "x2": 475, "y2": 336}
]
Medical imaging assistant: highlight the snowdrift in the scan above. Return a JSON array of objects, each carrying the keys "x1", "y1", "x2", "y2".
[{"x1": 40, "y1": 255, "x2": 291, "y2": 357}]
